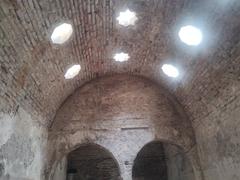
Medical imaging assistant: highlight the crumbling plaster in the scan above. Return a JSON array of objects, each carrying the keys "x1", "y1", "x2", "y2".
[{"x1": 0, "y1": 105, "x2": 47, "y2": 180}]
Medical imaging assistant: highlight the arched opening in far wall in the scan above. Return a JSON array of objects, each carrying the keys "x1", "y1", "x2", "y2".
[
  {"x1": 66, "y1": 143, "x2": 121, "y2": 180},
  {"x1": 132, "y1": 141, "x2": 195, "y2": 180}
]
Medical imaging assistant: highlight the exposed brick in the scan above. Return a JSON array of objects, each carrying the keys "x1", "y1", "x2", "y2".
[{"x1": 1, "y1": 0, "x2": 240, "y2": 180}]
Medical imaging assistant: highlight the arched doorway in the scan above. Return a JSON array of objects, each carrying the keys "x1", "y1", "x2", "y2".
[
  {"x1": 66, "y1": 144, "x2": 121, "y2": 180},
  {"x1": 132, "y1": 141, "x2": 168, "y2": 180},
  {"x1": 132, "y1": 141, "x2": 195, "y2": 180}
]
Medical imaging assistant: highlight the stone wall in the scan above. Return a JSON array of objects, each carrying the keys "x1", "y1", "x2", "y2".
[{"x1": 0, "y1": 106, "x2": 47, "y2": 180}]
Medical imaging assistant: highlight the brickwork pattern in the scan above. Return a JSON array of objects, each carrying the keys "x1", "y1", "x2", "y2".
[
  {"x1": 1, "y1": 1, "x2": 240, "y2": 180},
  {"x1": 1, "y1": 0, "x2": 239, "y2": 127}
]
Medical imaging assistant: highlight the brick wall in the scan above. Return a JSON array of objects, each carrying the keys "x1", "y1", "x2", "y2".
[{"x1": 47, "y1": 75, "x2": 199, "y2": 180}]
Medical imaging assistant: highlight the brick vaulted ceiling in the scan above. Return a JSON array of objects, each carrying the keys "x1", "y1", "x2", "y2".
[{"x1": 0, "y1": 0, "x2": 240, "y2": 127}]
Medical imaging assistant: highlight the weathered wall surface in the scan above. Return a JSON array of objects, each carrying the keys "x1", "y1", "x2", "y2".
[
  {"x1": 47, "y1": 75, "x2": 199, "y2": 180},
  {"x1": 164, "y1": 143, "x2": 195, "y2": 180},
  {"x1": 51, "y1": 75, "x2": 195, "y2": 148},
  {"x1": 52, "y1": 157, "x2": 66, "y2": 180},
  {"x1": 48, "y1": 126, "x2": 157, "y2": 180},
  {"x1": 176, "y1": 50, "x2": 240, "y2": 180},
  {"x1": 0, "y1": 101, "x2": 47, "y2": 180},
  {"x1": 194, "y1": 94, "x2": 240, "y2": 180},
  {"x1": 0, "y1": 0, "x2": 239, "y2": 179}
]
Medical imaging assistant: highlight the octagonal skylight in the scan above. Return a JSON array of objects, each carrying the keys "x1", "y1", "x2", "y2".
[
  {"x1": 178, "y1": 25, "x2": 203, "y2": 46},
  {"x1": 117, "y1": 9, "x2": 137, "y2": 26},
  {"x1": 162, "y1": 64, "x2": 179, "y2": 78},
  {"x1": 114, "y1": 52, "x2": 130, "y2": 62},
  {"x1": 51, "y1": 23, "x2": 73, "y2": 44},
  {"x1": 64, "y1": 64, "x2": 81, "y2": 79}
]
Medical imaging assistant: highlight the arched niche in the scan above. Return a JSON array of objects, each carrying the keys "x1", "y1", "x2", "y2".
[
  {"x1": 50, "y1": 75, "x2": 195, "y2": 149},
  {"x1": 66, "y1": 143, "x2": 121, "y2": 180},
  {"x1": 46, "y1": 75, "x2": 198, "y2": 179},
  {"x1": 50, "y1": 143, "x2": 121, "y2": 180},
  {"x1": 132, "y1": 141, "x2": 196, "y2": 180}
]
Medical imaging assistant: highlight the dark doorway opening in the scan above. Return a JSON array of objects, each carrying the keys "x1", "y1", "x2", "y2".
[
  {"x1": 132, "y1": 141, "x2": 168, "y2": 180},
  {"x1": 132, "y1": 141, "x2": 195, "y2": 180},
  {"x1": 66, "y1": 144, "x2": 120, "y2": 180}
]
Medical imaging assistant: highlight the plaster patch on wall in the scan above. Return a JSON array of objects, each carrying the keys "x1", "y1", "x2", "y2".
[
  {"x1": 52, "y1": 156, "x2": 67, "y2": 180},
  {"x1": 0, "y1": 113, "x2": 14, "y2": 147},
  {"x1": 0, "y1": 107, "x2": 48, "y2": 180},
  {"x1": 0, "y1": 134, "x2": 34, "y2": 169}
]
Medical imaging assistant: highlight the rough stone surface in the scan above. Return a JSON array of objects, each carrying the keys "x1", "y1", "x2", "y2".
[{"x1": 0, "y1": 102, "x2": 47, "y2": 180}]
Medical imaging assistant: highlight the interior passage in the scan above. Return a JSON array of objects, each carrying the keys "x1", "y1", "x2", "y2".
[
  {"x1": 67, "y1": 144, "x2": 120, "y2": 180},
  {"x1": 133, "y1": 142, "x2": 195, "y2": 180},
  {"x1": 133, "y1": 142, "x2": 168, "y2": 180}
]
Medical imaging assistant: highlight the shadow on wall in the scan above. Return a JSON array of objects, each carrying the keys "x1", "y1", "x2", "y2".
[{"x1": 132, "y1": 141, "x2": 195, "y2": 180}]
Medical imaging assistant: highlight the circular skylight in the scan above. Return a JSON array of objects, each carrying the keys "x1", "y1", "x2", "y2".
[
  {"x1": 51, "y1": 23, "x2": 73, "y2": 44},
  {"x1": 178, "y1": 25, "x2": 203, "y2": 46},
  {"x1": 162, "y1": 64, "x2": 179, "y2": 78},
  {"x1": 114, "y1": 52, "x2": 130, "y2": 62},
  {"x1": 64, "y1": 64, "x2": 81, "y2": 79},
  {"x1": 117, "y1": 9, "x2": 137, "y2": 26}
]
